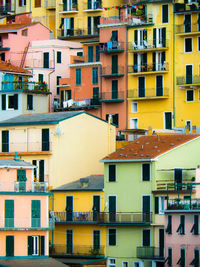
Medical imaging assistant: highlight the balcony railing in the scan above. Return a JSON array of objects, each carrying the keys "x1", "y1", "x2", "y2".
[
  {"x1": 59, "y1": 3, "x2": 78, "y2": 12},
  {"x1": 177, "y1": 75, "x2": 200, "y2": 85},
  {"x1": 137, "y1": 247, "x2": 164, "y2": 260},
  {"x1": 100, "y1": 41, "x2": 125, "y2": 53},
  {"x1": 0, "y1": 4, "x2": 12, "y2": 14},
  {"x1": 2, "y1": 218, "x2": 54, "y2": 230},
  {"x1": 101, "y1": 66, "x2": 124, "y2": 77},
  {"x1": 83, "y1": 0, "x2": 102, "y2": 10},
  {"x1": 155, "y1": 180, "x2": 195, "y2": 191},
  {"x1": 128, "y1": 88, "x2": 169, "y2": 99},
  {"x1": 1, "y1": 81, "x2": 49, "y2": 92},
  {"x1": 50, "y1": 244, "x2": 105, "y2": 256},
  {"x1": 176, "y1": 23, "x2": 200, "y2": 35},
  {"x1": 167, "y1": 198, "x2": 200, "y2": 210},
  {"x1": 100, "y1": 15, "x2": 153, "y2": 26},
  {"x1": 14, "y1": 182, "x2": 48, "y2": 193},
  {"x1": 128, "y1": 39, "x2": 169, "y2": 51},
  {"x1": 0, "y1": 142, "x2": 52, "y2": 153},
  {"x1": 100, "y1": 91, "x2": 124, "y2": 102},
  {"x1": 62, "y1": 98, "x2": 101, "y2": 110},
  {"x1": 128, "y1": 63, "x2": 168, "y2": 74},
  {"x1": 44, "y1": 0, "x2": 56, "y2": 9},
  {"x1": 98, "y1": 212, "x2": 152, "y2": 224},
  {"x1": 58, "y1": 27, "x2": 99, "y2": 38},
  {"x1": 53, "y1": 211, "x2": 99, "y2": 223},
  {"x1": 32, "y1": 182, "x2": 49, "y2": 192}
]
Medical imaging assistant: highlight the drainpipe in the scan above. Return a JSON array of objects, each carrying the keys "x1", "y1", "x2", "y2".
[
  {"x1": 48, "y1": 49, "x2": 55, "y2": 112},
  {"x1": 173, "y1": 1, "x2": 176, "y2": 127},
  {"x1": 51, "y1": 194, "x2": 54, "y2": 246},
  {"x1": 125, "y1": 24, "x2": 128, "y2": 132}
]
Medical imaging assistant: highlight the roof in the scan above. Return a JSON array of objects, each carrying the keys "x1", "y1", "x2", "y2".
[
  {"x1": 31, "y1": 39, "x2": 82, "y2": 49},
  {"x1": 102, "y1": 134, "x2": 200, "y2": 162},
  {"x1": 0, "y1": 159, "x2": 35, "y2": 169},
  {"x1": 0, "y1": 22, "x2": 38, "y2": 33},
  {"x1": 0, "y1": 111, "x2": 113, "y2": 126},
  {"x1": 0, "y1": 258, "x2": 67, "y2": 267},
  {"x1": 0, "y1": 61, "x2": 31, "y2": 75},
  {"x1": 81, "y1": 38, "x2": 99, "y2": 44},
  {"x1": 52, "y1": 175, "x2": 104, "y2": 192}
]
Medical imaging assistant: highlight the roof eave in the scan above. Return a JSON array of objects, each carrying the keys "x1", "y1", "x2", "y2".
[{"x1": 100, "y1": 158, "x2": 155, "y2": 163}]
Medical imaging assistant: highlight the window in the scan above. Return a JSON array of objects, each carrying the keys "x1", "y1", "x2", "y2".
[
  {"x1": 186, "y1": 89, "x2": 194, "y2": 102},
  {"x1": 176, "y1": 215, "x2": 185, "y2": 235},
  {"x1": 88, "y1": 16, "x2": 100, "y2": 35},
  {"x1": 43, "y1": 52, "x2": 49, "y2": 68},
  {"x1": 39, "y1": 160, "x2": 45, "y2": 182},
  {"x1": 42, "y1": 129, "x2": 49, "y2": 151},
  {"x1": 19, "y1": 0, "x2": 27, "y2": 6},
  {"x1": 133, "y1": 263, "x2": 140, "y2": 267},
  {"x1": 184, "y1": 14, "x2": 191, "y2": 33},
  {"x1": 22, "y1": 29, "x2": 28, "y2": 36},
  {"x1": 166, "y1": 215, "x2": 172, "y2": 234},
  {"x1": 108, "y1": 165, "x2": 116, "y2": 182},
  {"x1": 142, "y1": 163, "x2": 150, "y2": 181},
  {"x1": 76, "y1": 69, "x2": 81, "y2": 85},
  {"x1": 93, "y1": 230, "x2": 100, "y2": 250},
  {"x1": 5, "y1": 200, "x2": 14, "y2": 227},
  {"x1": 177, "y1": 248, "x2": 185, "y2": 267},
  {"x1": 27, "y1": 95, "x2": 33, "y2": 110},
  {"x1": 122, "y1": 262, "x2": 128, "y2": 267},
  {"x1": 198, "y1": 37, "x2": 200, "y2": 51},
  {"x1": 28, "y1": 236, "x2": 45, "y2": 256},
  {"x1": 190, "y1": 249, "x2": 199, "y2": 266},
  {"x1": 156, "y1": 75, "x2": 163, "y2": 96},
  {"x1": 185, "y1": 120, "x2": 191, "y2": 131},
  {"x1": 155, "y1": 196, "x2": 166, "y2": 215},
  {"x1": 167, "y1": 248, "x2": 172, "y2": 267},
  {"x1": 35, "y1": 0, "x2": 41, "y2": 7},
  {"x1": 7, "y1": 94, "x2": 18, "y2": 110},
  {"x1": 164, "y1": 112, "x2": 172, "y2": 130},
  {"x1": 57, "y1": 51, "x2": 61, "y2": 63},
  {"x1": 108, "y1": 259, "x2": 116, "y2": 267},
  {"x1": 2, "y1": 130, "x2": 9, "y2": 152},
  {"x1": 106, "y1": 114, "x2": 119, "y2": 127},
  {"x1": 162, "y1": 4, "x2": 168, "y2": 23},
  {"x1": 96, "y1": 45, "x2": 100, "y2": 61},
  {"x1": 32, "y1": 160, "x2": 37, "y2": 179},
  {"x1": 143, "y1": 229, "x2": 150, "y2": 246},
  {"x1": 17, "y1": 169, "x2": 27, "y2": 192},
  {"x1": 31, "y1": 200, "x2": 40, "y2": 227},
  {"x1": 138, "y1": 76, "x2": 145, "y2": 97},
  {"x1": 186, "y1": 64, "x2": 193, "y2": 84},
  {"x1": 185, "y1": 38, "x2": 192, "y2": 52},
  {"x1": 174, "y1": 168, "x2": 183, "y2": 190},
  {"x1": 191, "y1": 215, "x2": 199, "y2": 235},
  {"x1": 131, "y1": 102, "x2": 138, "y2": 113},
  {"x1": 6, "y1": 236, "x2": 14, "y2": 257},
  {"x1": 134, "y1": 29, "x2": 147, "y2": 48},
  {"x1": 38, "y1": 74, "x2": 44, "y2": 83},
  {"x1": 56, "y1": 76, "x2": 61, "y2": 95},
  {"x1": 130, "y1": 118, "x2": 138, "y2": 129},
  {"x1": 153, "y1": 28, "x2": 166, "y2": 48},
  {"x1": 66, "y1": 229, "x2": 73, "y2": 253},
  {"x1": 1, "y1": 53, "x2": 5, "y2": 61},
  {"x1": 88, "y1": 46, "x2": 94, "y2": 62},
  {"x1": 109, "y1": 229, "x2": 116, "y2": 246},
  {"x1": 92, "y1": 67, "x2": 98, "y2": 84}
]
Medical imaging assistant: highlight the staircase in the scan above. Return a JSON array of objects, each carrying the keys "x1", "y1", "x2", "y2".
[{"x1": 20, "y1": 42, "x2": 30, "y2": 68}]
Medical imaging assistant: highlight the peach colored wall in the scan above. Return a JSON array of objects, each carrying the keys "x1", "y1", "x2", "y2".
[
  {"x1": 0, "y1": 230, "x2": 48, "y2": 256},
  {"x1": 165, "y1": 212, "x2": 200, "y2": 266},
  {"x1": 2, "y1": 23, "x2": 50, "y2": 67}
]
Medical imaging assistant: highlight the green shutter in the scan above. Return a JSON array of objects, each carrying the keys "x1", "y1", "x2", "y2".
[
  {"x1": 93, "y1": 87, "x2": 99, "y2": 99},
  {"x1": 161, "y1": 52, "x2": 165, "y2": 65},
  {"x1": 111, "y1": 30, "x2": 118, "y2": 42},
  {"x1": 76, "y1": 69, "x2": 81, "y2": 85},
  {"x1": 134, "y1": 54, "x2": 138, "y2": 72},
  {"x1": 92, "y1": 67, "x2": 98, "y2": 84},
  {"x1": 43, "y1": 52, "x2": 49, "y2": 68},
  {"x1": 134, "y1": 30, "x2": 138, "y2": 45},
  {"x1": 186, "y1": 65, "x2": 192, "y2": 84},
  {"x1": 139, "y1": 77, "x2": 145, "y2": 97},
  {"x1": 109, "y1": 165, "x2": 116, "y2": 182},
  {"x1": 162, "y1": 28, "x2": 166, "y2": 47},
  {"x1": 194, "y1": 215, "x2": 199, "y2": 235},
  {"x1": 168, "y1": 248, "x2": 172, "y2": 265},
  {"x1": 96, "y1": 45, "x2": 100, "y2": 61},
  {"x1": 2, "y1": 94, "x2": 6, "y2": 110},
  {"x1": 109, "y1": 229, "x2": 116, "y2": 246},
  {"x1": 5, "y1": 200, "x2": 14, "y2": 227},
  {"x1": 181, "y1": 249, "x2": 185, "y2": 266},
  {"x1": 38, "y1": 74, "x2": 44, "y2": 83},
  {"x1": 153, "y1": 28, "x2": 156, "y2": 48},
  {"x1": 66, "y1": 229, "x2": 73, "y2": 253},
  {"x1": 13, "y1": 94, "x2": 18, "y2": 110},
  {"x1": 143, "y1": 53, "x2": 147, "y2": 67},
  {"x1": 143, "y1": 229, "x2": 150, "y2": 246},
  {"x1": 143, "y1": 163, "x2": 150, "y2": 181},
  {"x1": 6, "y1": 236, "x2": 14, "y2": 257},
  {"x1": 162, "y1": 4, "x2": 168, "y2": 23},
  {"x1": 39, "y1": 160, "x2": 44, "y2": 182},
  {"x1": 112, "y1": 80, "x2": 118, "y2": 99},
  {"x1": 17, "y1": 169, "x2": 27, "y2": 192},
  {"x1": 88, "y1": 46, "x2": 94, "y2": 62},
  {"x1": 40, "y1": 236, "x2": 45, "y2": 255},
  {"x1": 155, "y1": 197, "x2": 159, "y2": 214},
  {"x1": 2, "y1": 130, "x2": 9, "y2": 152},
  {"x1": 31, "y1": 200, "x2": 40, "y2": 227},
  {"x1": 165, "y1": 112, "x2": 172, "y2": 130},
  {"x1": 88, "y1": 17, "x2": 91, "y2": 34},
  {"x1": 112, "y1": 55, "x2": 118, "y2": 74},
  {"x1": 28, "y1": 236, "x2": 33, "y2": 256},
  {"x1": 42, "y1": 129, "x2": 49, "y2": 151},
  {"x1": 57, "y1": 51, "x2": 61, "y2": 63},
  {"x1": 153, "y1": 52, "x2": 156, "y2": 71},
  {"x1": 93, "y1": 230, "x2": 100, "y2": 250},
  {"x1": 156, "y1": 76, "x2": 163, "y2": 96}
]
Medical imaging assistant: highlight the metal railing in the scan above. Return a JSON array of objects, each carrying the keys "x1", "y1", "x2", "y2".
[
  {"x1": 100, "y1": 41, "x2": 125, "y2": 52},
  {"x1": 128, "y1": 63, "x2": 168, "y2": 73},
  {"x1": 167, "y1": 198, "x2": 200, "y2": 210},
  {"x1": 100, "y1": 91, "x2": 124, "y2": 100},
  {"x1": 128, "y1": 88, "x2": 169, "y2": 99},
  {"x1": 62, "y1": 98, "x2": 100, "y2": 109},
  {"x1": 44, "y1": 0, "x2": 56, "y2": 8},
  {"x1": 53, "y1": 211, "x2": 99, "y2": 223},
  {"x1": 59, "y1": 2, "x2": 78, "y2": 12},
  {"x1": 83, "y1": 0, "x2": 102, "y2": 10},
  {"x1": 137, "y1": 247, "x2": 164, "y2": 259},
  {"x1": 177, "y1": 75, "x2": 200, "y2": 85},
  {"x1": 101, "y1": 66, "x2": 124, "y2": 76},
  {"x1": 155, "y1": 180, "x2": 195, "y2": 191},
  {"x1": 1, "y1": 141, "x2": 52, "y2": 153},
  {"x1": 128, "y1": 39, "x2": 169, "y2": 51},
  {"x1": 58, "y1": 27, "x2": 99, "y2": 38},
  {"x1": 176, "y1": 23, "x2": 200, "y2": 34},
  {"x1": 98, "y1": 212, "x2": 152, "y2": 224},
  {"x1": 1, "y1": 81, "x2": 49, "y2": 92},
  {"x1": 100, "y1": 15, "x2": 153, "y2": 26},
  {"x1": 50, "y1": 244, "x2": 105, "y2": 256},
  {"x1": 32, "y1": 182, "x2": 49, "y2": 192}
]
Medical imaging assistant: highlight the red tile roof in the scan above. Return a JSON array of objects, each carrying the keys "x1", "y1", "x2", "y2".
[
  {"x1": 0, "y1": 22, "x2": 37, "y2": 32},
  {"x1": 103, "y1": 134, "x2": 200, "y2": 161},
  {"x1": 0, "y1": 61, "x2": 31, "y2": 75}
]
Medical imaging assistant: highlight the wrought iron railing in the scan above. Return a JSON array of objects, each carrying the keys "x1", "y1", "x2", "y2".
[
  {"x1": 100, "y1": 91, "x2": 124, "y2": 100},
  {"x1": 58, "y1": 27, "x2": 99, "y2": 38},
  {"x1": 176, "y1": 23, "x2": 200, "y2": 34},
  {"x1": 101, "y1": 66, "x2": 124, "y2": 76},
  {"x1": 100, "y1": 42, "x2": 125, "y2": 52},
  {"x1": 128, "y1": 88, "x2": 169, "y2": 98},
  {"x1": 1, "y1": 81, "x2": 49, "y2": 92},
  {"x1": 128, "y1": 39, "x2": 169, "y2": 51},
  {"x1": 137, "y1": 247, "x2": 164, "y2": 259},
  {"x1": 177, "y1": 75, "x2": 200, "y2": 85},
  {"x1": 128, "y1": 63, "x2": 168, "y2": 73},
  {"x1": 167, "y1": 198, "x2": 200, "y2": 210},
  {"x1": 98, "y1": 212, "x2": 152, "y2": 223}
]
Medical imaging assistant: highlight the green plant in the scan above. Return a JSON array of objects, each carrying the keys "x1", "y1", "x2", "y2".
[{"x1": 89, "y1": 247, "x2": 100, "y2": 256}]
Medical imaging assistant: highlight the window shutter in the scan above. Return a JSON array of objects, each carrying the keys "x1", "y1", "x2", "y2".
[
  {"x1": 28, "y1": 236, "x2": 33, "y2": 256},
  {"x1": 93, "y1": 230, "x2": 100, "y2": 250},
  {"x1": 5, "y1": 200, "x2": 14, "y2": 227},
  {"x1": 109, "y1": 229, "x2": 116, "y2": 246},
  {"x1": 109, "y1": 165, "x2": 116, "y2": 182},
  {"x1": 162, "y1": 28, "x2": 166, "y2": 47},
  {"x1": 153, "y1": 28, "x2": 156, "y2": 48},
  {"x1": 40, "y1": 236, "x2": 45, "y2": 255},
  {"x1": 161, "y1": 52, "x2": 165, "y2": 64},
  {"x1": 143, "y1": 229, "x2": 150, "y2": 246},
  {"x1": 142, "y1": 163, "x2": 150, "y2": 181},
  {"x1": 27, "y1": 95, "x2": 33, "y2": 110},
  {"x1": 19, "y1": 0, "x2": 22, "y2": 7},
  {"x1": 13, "y1": 94, "x2": 18, "y2": 110},
  {"x1": 155, "y1": 197, "x2": 159, "y2": 214},
  {"x1": 39, "y1": 160, "x2": 44, "y2": 182},
  {"x1": 2, "y1": 130, "x2": 9, "y2": 152},
  {"x1": 153, "y1": 52, "x2": 156, "y2": 71},
  {"x1": 96, "y1": 45, "x2": 100, "y2": 61},
  {"x1": 134, "y1": 30, "x2": 138, "y2": 45},
  {"x1": 17, "y1": 170, "x2": 27, "y2": 182},
  {"x1": 2, "y1": 94, "x2": 6, "y2": 110},
  {"x1": 43, "y1": 52, "x2": 49, "y2": 68},
  {"x1": 88, "y1": 46, "x2": 94, "y2": 62},
  {"x1": 88, "y1": 17, "x2": 91, "y2": 34},
  {"x1": 57, "y1": 51, "x2": 61, "y2": 63},
  {"x1": 134, "y1": 54, "x2": 138, "y2": 72},
  {"x1": 162, "y1": 5, "x2": 168, "y2": 23},
  {"x1": 42, "y1": 128, "x2": 49, "y2": 151},
  {"x1": 31, "y1": 200, "x2": 40, "y2": 227}
]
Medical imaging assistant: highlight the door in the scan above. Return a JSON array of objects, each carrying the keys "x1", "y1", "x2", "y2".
[
  {"x1": 66, "y1": 230, "x2": 73, "y2": 253},
  {"x1": 93, "y1": 87, "x2": 99, "y2": 105},
  {"x1": 93, "y1": 195, "x2": 100, "y2": 221},
  {"x1": 112, "y1": 80, "x2": 118, "y2": 99},
  {"x1": 159, "y1": 229, "x2": 164, "y2": 257},
  {"x1": 164, "y1": 112, "x2": 172, "y2": 130},
  {"x1": 2, "y1": 130, "x2": 9, "y2": 152},
  {"x1": 186, "y1": 65, "x2": 192, "y2": 84},
  {"x1": 142, "y1": 196, "x2": 150, "y2": 222},
  {"x1": 42, "y1": 129, "x2": 49, "y2": 151},
  {"x1": 6, "y1": 236, "x2": 14, "y2": 257},
  {"x1": 31, "y1": 200, "x2": 40, "y2": 227},
  {"x1": 138, "y1": 77, "x2": 145, "y2": 97},
  {"x1": 109, "y1": 196, "x2": 116, "y2": 222},
  {"x1": 112, "y1": 55, "x2": 118, "y2": 74},
  {"x1": 93, "y1": 230, "x2": 100, "y2": 250},
  {"x1": 17, "y1": 169, "x2": 26, "y2": 192},
  {"x1": 174, "y1": 168, "x2": 183, "y2": 190},
  {"x1": 156, "y1": 76, "x2": 163, "y2": 96},
  {"x1": 43, "y1": 52, "x2": 49, "y2": 68},
  {"x1": 184, "y1": 14, "x2": 191, "y2": 33},
  {"x1": 66, "y1": 196, "x2": 73, "y2": 221}
]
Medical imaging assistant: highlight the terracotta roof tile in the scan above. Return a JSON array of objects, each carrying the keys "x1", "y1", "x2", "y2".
[
  {"x1": 0, "y1": 61, "x2": 31, "y2": 75},
  {"x1": 103, "y1": 134, "x2": 200, "y2": 161},
  {"x1": 0, "y1": 22, "x2": 37, "y2": 32}
]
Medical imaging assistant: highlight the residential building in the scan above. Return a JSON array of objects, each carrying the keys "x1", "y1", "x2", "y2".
[
  {"x1": 25, "y1": 39, "x2": 82, "y2": 111},
  {"x1": 101, "y1": 134, "x2": 200, "y2": 267},
  {"x1": 0, "y1": 157, "x2": 52, "y2": 258},
  {"x1": 0, "y1": 111, "x2": 116, "y2": 189},
  {"x1": 0, "y1": 61, "x2": 50, "y2": 121},
  {"x1": 51, "y1": 175, "x2": 106, "y2": 266}
]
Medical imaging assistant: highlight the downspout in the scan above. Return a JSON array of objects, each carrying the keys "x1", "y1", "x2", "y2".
[
  {"x1": 48, "y1": 49, "x2": 55, "y2": 112},
  {"x1": 51, "y1": 194, "x2": 54, "y2": 246},
  {"x1": 126, "y1": 23, "x2": 128, "y2": 132},
  {"x1": 173, "y1": 1, "x2": 176, "y2": 127}
]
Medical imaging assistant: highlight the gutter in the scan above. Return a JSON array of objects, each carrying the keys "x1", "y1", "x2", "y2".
[{"x1": 100, "y1": 158, "x2": 155, "y2": 163}]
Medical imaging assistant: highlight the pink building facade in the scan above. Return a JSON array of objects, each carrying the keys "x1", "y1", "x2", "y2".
[{"x1": 0, "y1": 158, "x2": 52, "y2": 258}]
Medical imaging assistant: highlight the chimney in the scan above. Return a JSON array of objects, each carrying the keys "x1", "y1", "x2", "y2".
[
  {"x1": 192, "y1": 126, "x2": 197, "y2": 133},
  {"x1": 147, "y1": 126, "x2": 153, "y2": 136},
  {"x1": 185, "y1": 125, "x2": 190, "y2": 133},
  {"x1": 80, "y1": 178, "x2": 89, "y2": 188}
]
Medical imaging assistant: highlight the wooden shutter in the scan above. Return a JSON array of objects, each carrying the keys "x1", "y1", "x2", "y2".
[
  {"x1": 155, "y1": 197, "x2": 159, "y2": 214},
  {"x1": 76, "y1": 69, "x2": 81, "y2": 85},
  {"x1": 186, "y1": 65, "x2": 192, "y2": 84},
  {"x1": 134, "y1": 30, "x2": 138, "y2": 45},
  {"x1": 57, "y1": 51, "x2": 61, "y2": 63},
  {"x1": 40, "y1": 236, "x2": 45, "y2": 255},
  {"x1": 109, "y1": 229, "x2": 116, "y2": 246},
  {"x1": 112, "y1": 55, "x2": 118, "y2": 74},
  {"x1": 92, "y1": 67, "x2": 98, "y2": 84},
  {"x1": 2, "y1": 130, "x2": 9, "y2": 152},
  {"x1": 109, "y1": 165, "x2": 116, "y2": 182},
  {"x1": 152, "y1": 52, "x2": 156, "y2": 71},
  {"x1": 162, "y1": 28, "x2": 166, "y2": 47},
  {"x1": 142, "y1": 163, "x2": 150, "y2": 181},
  {"x1": 39, "y1": 160, "x2": 44, "y2": 182},
  {"x1": 2, "y1": 94, "x2": 6, "y2": 110},
  {"x1": 111, "y1": 30, "x2": 118, "y2": 42},
  {"x1": 93, "y1": 230, "x2": 100, "y2": 250},
  {"x1": 156, "y1": 76, "x2": 163, "y2": 96},
  {"x1": 112, "y1": 80, "x2": 118, "y2": 99},
  {"x1": 31, "y1": 200, "x2": 40, "y2": 227},
  {"x1": 35, "y1": 0, "x2": 41, "y2": 8},
  {"x1": 42, "y1": 128, "x2": 49, "y2": 151},
  {"x1": 153, "y1": 28, "x2": 156, "y2": 48},
  {"x1": 28, "y1": 236, "x2": 33, "y2": 256},
  {"x1": 5, "y1": 200, "x2": 14, "y2": 227}
]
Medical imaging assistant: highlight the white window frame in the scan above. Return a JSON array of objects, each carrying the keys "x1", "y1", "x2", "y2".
[
  {"x1": 108, "y1": 258, "x2": 116, "y2": 267},
  {"x1": 32, "y1": 236, "x2": 39, "y2": 256},
  {"x1": 156, "y1": 28, "x2": 163, "y2": 48},
  {"x1": 131, "y1": 102, "x2": 138, "y2": 113},
  {"x1": 158, "y1": 196, "x2": 165, "y2": 215},
  {"x1": 186, "y1": 89, "x2": 194, "y2": 102},
  {"x1": 130, "y1": 118, "x2": 138, "y2": 129},
  {"x1": 184, "y1": 37, "x2": 193, "y2": 53}
]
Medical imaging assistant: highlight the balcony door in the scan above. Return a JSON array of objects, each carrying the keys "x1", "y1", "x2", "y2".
[
  {"x1": 159, "y1": 229, "x2": 164, "y2": 257},
  {"x1": 6, "y1": 236, "x2": 14, "y2": 257},
  {"x1": 164, "y1": 112, "x2": 172, "y2": 130},
  {"x1": 174, "y1": 168, "x2": 183, "y2": 190},
  {"x1": 112, "y1": 55, "x2": 118, "y2": 74},
  {"x1": 109, "y1": 196, "x2": 116, "y2": 222},
  {"x1": 66, "y1": 196, "x2": 73, "y2": 221},
  {"x1": 142, "y1": 195, "x2": 150, "y2": 222},
  {"x1": 112, "y1": 80, "x2": 118, "y2": 99},
  {"x1": 156, "y1": 75, "x2": 163, "y2": 96},
  {"x1": 184, "y1": 14, "x2": 191, "y2": 33},
  {"x1": 93, "y1": 195, "x2": 100, "y2": 221},
  {"x1": 138, "y1": 77, "x2": 145, "y2": 97},
  {"x1": 66, "y1": 229, "x2": 73, "y2": 254}
]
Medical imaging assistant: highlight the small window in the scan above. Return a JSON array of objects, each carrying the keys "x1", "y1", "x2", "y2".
[
  {"x1": 57, "y1": 51, "x2": 62, "y2": 64},
  {"x1": 106, "y1": 114, "x2": 119, "y2": 127},
  {"x1": 162, "y1": 4, "x2": 168, "y2": 23},
  {"x1": 22, "y1": 29, "x2": 28, "y2": 36},
  {"x1": 131, "y1": 102, "x2": 138, "y2": 113},
  {"x1": 142, "y1": 163, "x2": 150, "y2": 181},
  {"x1": 130, "y1": 118, "x2": 138, "y2": 129},
  {"x1": 185, "y1": 38, "x2": 192, "y2": 52},
  {"x1": 92, "y1": 67, "x2": 98, "y2": 84},
  {"x1": 122, "y1": 262, "x2": 128, "y2": 267},
  {"x1": 38, "y1": 74, "x2": 44, "y2": 83},
  {"x1": 109, "y1": 229, "x2": 116, "y2": 246},
  {"x1": 108, "y1": 259, "x2": 116, "y2": 267},
  {"x1": 166, "y1": 215, "x2": 172, "y2": 234},
  {"x1": 43, "y1": 52, "x2": 49, "y2": 68},
  {"x1": 7, "y1": 94, "x2": 18, "y2": 110},
  {"x1": 191, "y1": 215, "x2": 199, "y2": 235},
  {"x1": 108, "y1": 165, "x2": 116, "y2": 182},
  {"x1": 133, "y1": 263, "x2": 140, "y2": 267},
  {"x1": 176, "y1": 215, "x2": 185, "y2": 235},
  {"x1": 186, "y1": 89, "x2": 194, "y2": 102},
  {"x1": 76, "y1": 69, "x2": 81, "y2": 85},
  {"x1": 155, "y1": 196, "x2": 166, "y2": 215},
  {"x1": 27, "y1": 95, "x2": 33, "y2": 110}
]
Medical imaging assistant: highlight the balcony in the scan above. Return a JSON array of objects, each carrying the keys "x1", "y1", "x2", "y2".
[
  {"x1": 0, "y1": 4, "x2": 12, "y2": 14},
  {"x1": 44, "y1": 0, "x2": 56, "y2": 9},
  {"x1": 137, "y1": 247, "x2": 164, "y2": 260},
  {"x1": 177, "y1": 75, "x2": 200, "y2": 87},
  {"x1": 59, "y1": 3, "x2": 78, "y2": 13},
  {"x1": 83, "y1": 0, "x2": 103, "y2": 11},
  {"x1": 100, "y1": 91, "x2": 125, "y2": 102},
  {"x1": 100, "y1": 42, "x2": 125, "y2": 53},
  {"x1": 98, "y1": 212, "x2": 152, "y2": 225},
  {"x1": 176, "y1": 23, "x2": 200, "y2": 35},
  {"x1": 1, "y1": 218, "x2": 54, "y2": 230},
  {"x1": 58, "y1": 28, "x2": 99, "y2": 39},
  {"x1": 128, "y1": 39, "x2": 169, "y2": 52},
  {"x1": 53, "y1": 211, "x2": 99, "y2": 224},
  {"x1": 128, "y1": 88, "x2": 169, "y2": 100},
  {"x1": 128, "y1": 63, "x2": 168, "y2": 75},
  {"x1": 50, "y1": 244, "x2": 105, "y2": 257},
  {"x1": 167, "y1": 198, "x2": 200, "y2": 211},
  {"x1": 100, "y1": 66, "x2": 124, "y2": 78},
  {"x1": 174, "y1": 3, "x2": 200, "y2": 14},
  {"x1": 153, "y1": 180, "x2": 195, "y2": 192},
  {"x1": 100, "y1": 15, "x2": 153, "y2": 26},
  {"x1": 62, "y1": 98, "x2": 101, "y2": 110},
  {"x1": 14, "y1": 182, "x2": 49, "y2": 193},
  {"x1": 1, "y1": 81, "x2": 49, "y2": 93}
]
